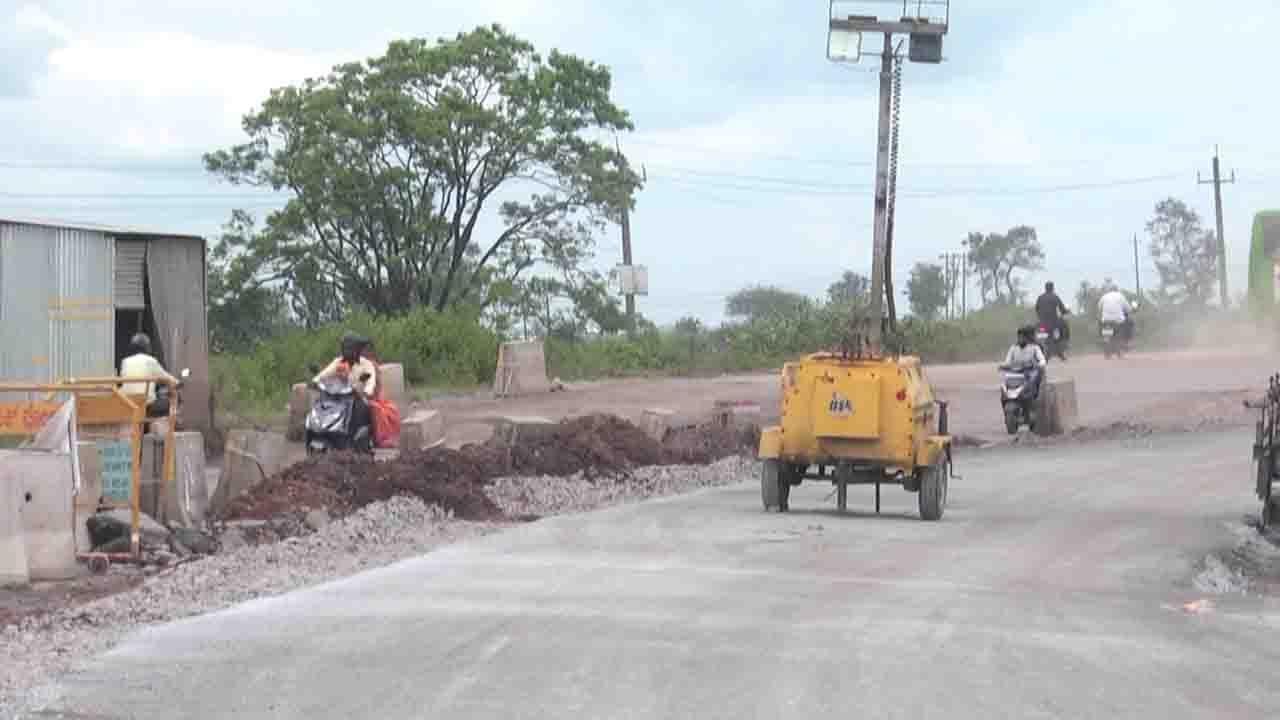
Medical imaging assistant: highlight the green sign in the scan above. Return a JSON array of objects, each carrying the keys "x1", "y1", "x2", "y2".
[{"x1": 97, "y1": 440, "x2": 134, "y2": 502}]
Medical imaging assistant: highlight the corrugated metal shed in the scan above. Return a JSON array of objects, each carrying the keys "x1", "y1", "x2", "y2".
[{"x1": 114, "y1": 240, "x2": 147, "y2": 310}]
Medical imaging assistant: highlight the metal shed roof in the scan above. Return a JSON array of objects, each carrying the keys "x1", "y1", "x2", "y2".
[{"x1": 0, "y1": 216, "x2": 203, "y2": 241}]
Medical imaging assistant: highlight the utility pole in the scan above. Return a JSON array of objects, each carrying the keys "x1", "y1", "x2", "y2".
[
  {"x1": 827, "y1": 4, "x2": 949, "y2": 351},
  {"x1": 1198, "y1": 146, "x2": 1236, "y2": 308},
  {"x1": 1132, "y1": 233, "x2": 1141, "y2": 299},
  {"x1": 620, "y1": 202, "x2": 635, "y2": 329},
  {"x1": 960, "y1": 252, "x2": 967, "y2": 318}
]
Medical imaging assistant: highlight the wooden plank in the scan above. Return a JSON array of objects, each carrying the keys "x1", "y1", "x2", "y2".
[{"x1": 76, "y1": 393, "x2": 143, "y2": 426}]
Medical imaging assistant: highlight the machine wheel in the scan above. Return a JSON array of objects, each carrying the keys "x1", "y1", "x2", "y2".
[
  {"x1": 1004, "y1": 404, "x2": 1019, "y2": 435},
  {"x1": 918, "y1": 458, "x2": 948, "y2": 521},
  {"x1": 761, "y1": 459, "x2": 782, "y2": 511}
]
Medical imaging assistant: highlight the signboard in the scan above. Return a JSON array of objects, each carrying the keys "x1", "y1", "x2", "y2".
[
  {"x1": 0, "y1": 401, "x2": 61, "y2": 436},
  {"x1": 96, "y1": 440, "x2": 134, "y2": 502},
  {"x1": 614, "y1": 265, "x2": 649, "y2": 296}
]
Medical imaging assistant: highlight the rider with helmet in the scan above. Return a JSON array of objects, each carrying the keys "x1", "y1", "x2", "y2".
[
  {"x1": 119, "y1": 333, "x2": 180, "y2": 418},
  {"x1": 1004, "y1": 325, "x2": 1047, "y2": 400}
]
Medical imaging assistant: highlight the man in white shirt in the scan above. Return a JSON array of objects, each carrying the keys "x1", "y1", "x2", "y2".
[
  {"x1": 120, "y1": 333, "x2": 179, "y2": 417},
  {"x1": 1097, "y1": 289, "x2": 1133, "y2": 340}
]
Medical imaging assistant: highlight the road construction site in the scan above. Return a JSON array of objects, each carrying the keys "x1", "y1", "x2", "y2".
[{"x1": 3, "y1": 346, "x2": 1279, "y2": 718}]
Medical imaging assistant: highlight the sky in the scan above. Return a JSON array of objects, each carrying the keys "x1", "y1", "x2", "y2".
[{"x1": 2, "y1": 0, "x2": 1279, "y2": 326}]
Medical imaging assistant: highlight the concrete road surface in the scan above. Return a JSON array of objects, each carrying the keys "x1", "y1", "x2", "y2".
[{"x1": 33, "y1": 428, "x2": 1280, "y2": 719}]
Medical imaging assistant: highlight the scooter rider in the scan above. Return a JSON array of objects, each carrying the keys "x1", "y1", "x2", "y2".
[
  {"x1": 1035, "y1": 281, "x2": 1071, "y2": 350},
  {"x1": 1004, "y1": 326, "x2": 1047, "y2": 400},
  {"x1": 312, "y1": 333, "x2": 377, "y2": 439},
  {"x1": 1098, "y1": 288, "x2": 1133, "y2": 341}
]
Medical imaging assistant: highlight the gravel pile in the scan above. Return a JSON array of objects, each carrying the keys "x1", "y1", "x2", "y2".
[
  {"x1": 2, "y1": 497, "x2": 490, "y2": 717},
  {"x1": 488, "y1": 456, "x2": 755, "y2": 518}
]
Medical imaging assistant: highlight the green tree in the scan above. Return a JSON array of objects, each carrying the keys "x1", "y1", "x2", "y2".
[
  {"x1": 206, "y1": 211, "x2": 296, "y2": 352},
  {"x1": 1146, "y1": 197, "x2": 1217, "y2": 306},
  {"x1": 826, "y1": 271, "x2": 869, "y2": 307},
  {"x1": 906, "y1": 262, "x2": 947, "y2": 320},
  {"x1": 204, "y1": 24, "x2": 641, "y2": 316},
  {"x1": 725, "y1": 285, "x2": 811, "y2": 323},
  {"x1": 965, "y1": 227, "x2": 1045, "y2": 305}
]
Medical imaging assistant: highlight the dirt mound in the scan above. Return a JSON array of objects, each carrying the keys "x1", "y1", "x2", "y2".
[{"x1": 222, "y1": 414, "x2": 755, "y2": 522}]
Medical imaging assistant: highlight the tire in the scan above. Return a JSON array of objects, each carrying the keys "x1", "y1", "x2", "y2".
[
  {"x1": 918, "y1": 458, "x2": 948, "y2": 521},
  {"x1": 761, "y1": 459, "x2": 782, "y2": 511},
  {"x1": 1004, "y1": 404, "x2": 1019, "y2": 435}
]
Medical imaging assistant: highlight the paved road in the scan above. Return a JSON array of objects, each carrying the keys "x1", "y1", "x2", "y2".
[
  {"x1": 34, "y1": 429, "x2": 1280, "y2": 719},
  {"x1": 431, "y1": 348, "x2": 1274, "y2": 446}
]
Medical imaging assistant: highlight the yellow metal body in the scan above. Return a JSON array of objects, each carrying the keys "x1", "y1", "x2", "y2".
[{"x1": 758, "y1": 353, "x2": 949, "y2": 471}]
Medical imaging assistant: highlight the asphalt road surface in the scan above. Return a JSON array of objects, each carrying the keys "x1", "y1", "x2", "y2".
[
  {"x1": 30, "y1": 350, "x2": 1280, "y2": 719},
  {"x1": 34, "y1": 439, "x2": 1280, "y2": 717}
]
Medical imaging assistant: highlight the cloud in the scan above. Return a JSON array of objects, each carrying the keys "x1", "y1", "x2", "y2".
[{"x1": 0, "y1": 5, "x2": 67, "y2": 97}]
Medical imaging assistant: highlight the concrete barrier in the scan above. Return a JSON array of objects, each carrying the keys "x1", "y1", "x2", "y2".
[
  {"x1": 0, "y1": 469, "x2": 29, "y2": 586},
  {"x1": 1035, "y1": 379, "x2": 1079, "y2": 437},
  {"x1": 488, "y1": 415, "x2": 558, "y2": 445},
  {"x1": 640, "y1": 409, "x2": 675, "y2": 442},
  {"x1": 381, "y1": 363, "x2": 406, "y2": 409},
  {"x1": 226, "y1": 430, "x2": 288, "y2": 479},
  {"x1": 209, "y1": 447, "x2": 266, "y2": 516},
  {"x1": 0, "y1": 451, "x2": 79, "y2": 581},
  {"x1": 162, "y1": 432, "x2": 209, "y2": 529},
  {"x1": 401, "y1": 410, "x2": 445, "y2": 451},
  {"x1": 493, "y1": 340, "x2": 551, "y2": 398},
  {"x1": 73, "y1": 441, "x2": 103, "y2": 553},
  {"x1": 712, "y1": 400, "x2": 763, "y2": 430},
  {"x1": 287, "y1": 383, "x2": 314, "y2": 442}
]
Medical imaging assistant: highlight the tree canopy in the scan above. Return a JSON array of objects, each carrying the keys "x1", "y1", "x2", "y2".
[
  {"x1": 906, "y1": 262, "x2": 947, "y2": 320},
  {"x1": 965, "y1": 227, "x2": 1045, "y2": 305},
  {"x1": 205, "y1": 24, "x2": 641, "y2": 318},
  {"x1": 1146, "y1": 197, "x2": 1217, "y2": 306}
]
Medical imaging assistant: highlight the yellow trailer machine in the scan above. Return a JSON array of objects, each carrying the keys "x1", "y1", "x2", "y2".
[{"x1": 757, "y1": 353, "x2": 952, "y2": 520}]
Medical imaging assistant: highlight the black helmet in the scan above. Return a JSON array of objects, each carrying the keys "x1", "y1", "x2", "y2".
[
  {"x1": 340, "y1": 332, "x2": 370, "y2": 359},
  {"x1": 1045, "y1": 281, "x2": 1055, "y2": 293},
  {"x1": 130, "y1": 333, "x2": 152, "y2": 354},
  {"x1": 1017, "y1": 325, "x2": 1035, "y2": 340}
]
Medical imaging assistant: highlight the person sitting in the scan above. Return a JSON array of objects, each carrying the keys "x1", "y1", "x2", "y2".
[
  {"x1": 1004, "y1": 326, "x2": 1047, "y2": 399},
  {"x1": 313, "y1": 333, "x2": 378, "y2": 440},
  {"x1": 119, "y1": 333, "x2": 179, "y2": 418},
  {"x1": 1097, "y1": 288, "x2": 1133, "y2": 340}
]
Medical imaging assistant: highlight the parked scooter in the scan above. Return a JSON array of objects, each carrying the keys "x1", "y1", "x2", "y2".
[
  {"x1": 145, "y1": 367, "x2": 190, "y2": 432},
  {"x1": 303, "y1": 367, "x2": 374, "y2": 456},
  {"x1": 998, "y1": 364, "x2": 1043, "y2": 435}
]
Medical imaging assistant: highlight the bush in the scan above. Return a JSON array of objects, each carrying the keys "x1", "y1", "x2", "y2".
[{"x1": 212, "y1": 307, "x2": 499, "y2": 420}]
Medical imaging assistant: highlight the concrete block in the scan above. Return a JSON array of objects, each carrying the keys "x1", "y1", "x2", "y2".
[
  {"x1": 287, "y1": 383, "x2": 315, "y2": 442},
  {"x1": 1034, "y1": 379, "x2": 1079, "y2": 437},
  {"x1": 381, "y1": 363, "x2": 406, "y2": 409},
  {"x1": 712, "y1": 400, "x2": 763, "y2": 430},
  {"x1": 0, "y1": 450, "x2": 79, "y2": 581},
  {"x1": 400, "y1": 410, "x2": 445, "y2": 451},
  {"x1": 209, "y1": 448, "x2": 265, "y2": 516},
  {"x1": 0, "y1": 469, "x2": 28, "y2": 587},
  {"x1": 493, "y1": 340, "x2": 551, "y2": 397},
  {"x1": 226, "y1": 430, "x2": 288, "y2": 479},
  {"x1": 640, "y1": 408, "x2": 676, "y2": 442}
]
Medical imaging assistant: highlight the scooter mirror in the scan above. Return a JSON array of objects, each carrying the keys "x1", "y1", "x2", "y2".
[
  {"x1": 180, "y1": 368, "x2": 191, "y2": 379},
  {"x1": 308, "y1": 363, "x2": 321, "y2": 375}
]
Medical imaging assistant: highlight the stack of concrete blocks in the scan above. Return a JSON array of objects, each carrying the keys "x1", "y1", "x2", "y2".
[
  {"x1": 400, "y1": 409, "x2": 445, "y2": 451},
  {"x1": 210, "y1": 430, "x2": 287, "y2": 516},
  {"x1": 0, "y1": 449, "x2": 80, "y2": 585},
  {"x1": 493, "y1": 340, "x2": 551, "y2": 398},
  {"x1": 489, "y1": 416, "x2": 558, "y2": 446},
  {"x1": 1034, "y1": 379, "x2": 1079, "y2": 437}
]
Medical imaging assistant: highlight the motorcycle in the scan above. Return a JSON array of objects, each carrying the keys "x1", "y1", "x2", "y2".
[
  {"x1": 304, "y1": 369, "x2": 374, "y2": 456},
  {"x1": 1100, "y1": 321, "x2": 1126, "y2": 358},
  {"x1": 1035, "y1": 320, "x2": 1069, "y2": 362},
  {"x1": 999, "y1": 364, "x2": 1042, "y2": 435},
  {"x1": 145, "y1": 367, "x2": 191, "y2": 432}
]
